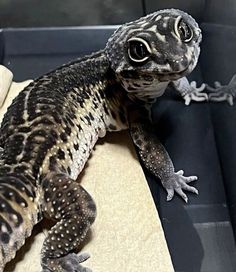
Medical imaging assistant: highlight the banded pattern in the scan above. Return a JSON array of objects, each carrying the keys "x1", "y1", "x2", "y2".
[
  {"x1": 0, "y1": 173, "x2": 37, "y2": 270},
  {"x1": 0, "y1": 51, "x2": 128, "y2": 270}
]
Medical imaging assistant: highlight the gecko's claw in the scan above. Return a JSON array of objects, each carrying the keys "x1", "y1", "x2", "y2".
[{"x1": 162, "y1": 170, "x2": 198, "y2": 202}]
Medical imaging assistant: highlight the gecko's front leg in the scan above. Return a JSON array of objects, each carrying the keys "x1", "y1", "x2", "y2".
[
  {"x1": 172, "y1": 77, "x2": 207, "y2": 105},
  {"x1": 130, "y1": 121, "x2": 198, "y2": 202}
]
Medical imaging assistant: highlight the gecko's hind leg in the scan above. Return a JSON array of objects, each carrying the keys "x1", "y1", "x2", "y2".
[{"x1": 40, "y1": 172, "x2": 96, "y2": 272}]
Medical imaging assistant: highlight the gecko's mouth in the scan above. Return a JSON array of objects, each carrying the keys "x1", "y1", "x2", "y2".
[{"x1": 157, "y1": 66, "x2": 190, "y2": 82}]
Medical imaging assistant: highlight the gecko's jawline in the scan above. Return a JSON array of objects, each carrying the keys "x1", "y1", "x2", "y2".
[{"x1": 157, "y1": 67, "x2": 190, "y2": 82}]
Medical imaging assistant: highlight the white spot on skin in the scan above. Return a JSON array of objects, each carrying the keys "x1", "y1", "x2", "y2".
[
  {"x1": 147, "y1": 25, "x2": 157, "y2": 32},
  {"x1": 12, "y1": 214, "x2": 18, "y2": 221},
  {"x1": 155, "y1": 15, "x2": 162, "y2": 22},
  {"x1": 136, "y1": 19, "x2": 147, "y2": 25},
  {"x1": 1, "y1": 225, "x2": 7, "y2": 233},
  {"x1": 155, "y1": 32, "x2": 166, "y2": 43}
]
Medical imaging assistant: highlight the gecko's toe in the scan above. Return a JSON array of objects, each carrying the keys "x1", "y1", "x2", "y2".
[
  {"x1": 42, "y1": 253, "x2": 92, "y2": 272},
  {"x1": 162, "y1": 171, "x2": 199, "y2": 202}
]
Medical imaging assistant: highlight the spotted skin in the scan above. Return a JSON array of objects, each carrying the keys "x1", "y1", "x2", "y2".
[
  {"x1": 0, "y1": 9, "x2": 203, "y2": 271},
  {"x1": 129, "y1": 121, "x2": 198, "y2": 203},
  {"x1": 41, "y1": 173, "x2": 95, "y2": 271}
]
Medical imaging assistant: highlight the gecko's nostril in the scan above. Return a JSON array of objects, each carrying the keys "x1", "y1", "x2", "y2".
[{"x1": 166, "y1": 57, "x2": 188, "y2": 73}]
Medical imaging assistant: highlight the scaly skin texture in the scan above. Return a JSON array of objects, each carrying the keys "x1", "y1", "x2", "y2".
[{"x1": 0, "y1": 9, "x2": 205, "y2": 272}]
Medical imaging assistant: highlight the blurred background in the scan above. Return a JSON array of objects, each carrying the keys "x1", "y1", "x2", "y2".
[{"x1": 0, "y1": 0, "x2": 235, "y2": 28}]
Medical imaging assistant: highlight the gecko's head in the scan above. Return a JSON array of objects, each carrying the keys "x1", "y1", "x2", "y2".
[{"x1": 105, "y1": 9, "x2": 202, "y2": 100}]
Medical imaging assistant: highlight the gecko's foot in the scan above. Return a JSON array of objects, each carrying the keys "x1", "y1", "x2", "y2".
[
  {"x1": 207, "y1": 84, "x2": 235, "y2": 106},
  {"x1": 173, "y1": 78, "x2": 208, "y2": 105},
  {"x1": 162, "y1": 170, "x2": 198, "y2": 202},
  {"x1": 182, "y1": 81, "x2": 208, "y2": 106},
  {"x1": 41, "y1": 252, "x2": 92, "y2": 272},
  {"x1": 206, "y1": 74, "x2": 236, "y2": 106},
  {"x1": 208, "y1": 91, "x2": 234, "y2": 106}
]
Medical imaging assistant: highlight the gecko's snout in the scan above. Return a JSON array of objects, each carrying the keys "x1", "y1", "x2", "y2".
[{"x1": 166, "y1": 56, "x2": 189, "y2": 74}]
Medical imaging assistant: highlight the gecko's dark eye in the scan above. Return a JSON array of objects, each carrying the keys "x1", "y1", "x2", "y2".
[
  {"x1": 175, "y1": 17, "x2": 193, "y2": 43},
  {"x1": 127, "y1": 38, "x2": 151, "y2": 63}
]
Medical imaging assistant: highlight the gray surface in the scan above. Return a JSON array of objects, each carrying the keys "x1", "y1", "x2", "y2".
[
  {"x1": 3, "y1": 27, "x2": 115, "y2": 81},
  {"x1": 145, "y1": 0, "x2": 205, "y2": 22},
  {"x1": 200, "y1": 23, "x2": 236, "y2": 85},
  {"x1": 1, "y1": 0, "x2": 236, "y2": 28},
  {"x1": 203, "y1": 0, "x2": 236, "y2": 26},
  {"x1": 152, "y1": 85, "x2": 236, "y2": 272},
  {"x1": 0, "y1": 0, "x2": 143, "y2": 27},
  {"x1": 195, "y1": 222, "x2": 236, "y2": 272}
]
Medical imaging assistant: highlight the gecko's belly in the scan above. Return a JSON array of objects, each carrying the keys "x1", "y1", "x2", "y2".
[
  {"x1": 69, "y1": 126, "x2": 102, "y2": 180},
  {"x1": 38, "y1": 113, "x2": 107, "y2": 181}
]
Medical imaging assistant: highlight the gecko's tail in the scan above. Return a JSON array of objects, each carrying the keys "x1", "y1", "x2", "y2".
[{"x1": 0, "y1": 173, "x2": 38, "y2": 271}]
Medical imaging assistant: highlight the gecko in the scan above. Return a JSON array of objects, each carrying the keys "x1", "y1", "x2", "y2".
[{"x1": 0, "y1": 9, "x2": 207, "y2": 272}]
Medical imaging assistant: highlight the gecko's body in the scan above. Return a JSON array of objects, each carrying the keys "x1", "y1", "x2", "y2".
[{"x1": 0, "y1": 9, "x2": 205, "y2": 272}]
